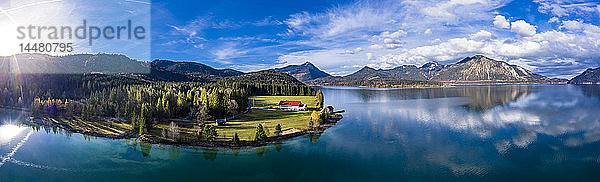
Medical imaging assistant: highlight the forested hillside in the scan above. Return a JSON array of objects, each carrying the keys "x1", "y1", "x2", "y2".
[
  {"x1": 152, "y1": 60, "x2": 243, "y2": 77},
  {"x1": 212, "y1": 70, "x2": 315, "y2": 96}
]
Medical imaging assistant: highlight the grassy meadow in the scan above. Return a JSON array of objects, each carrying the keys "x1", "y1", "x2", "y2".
[
  {"x1": 151, "y1": 109, "x2": 311, "y2": 142},
  {"x1": 250, "y1": 96, "x2": 318, "y2": 109},
  {"x1": 216, "y1": 109, "x2": 311, "y2": 141}
]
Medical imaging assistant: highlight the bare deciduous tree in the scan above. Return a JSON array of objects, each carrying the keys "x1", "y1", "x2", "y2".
[
  {"x1": 227, "y1": 100, "x2": 238, "y2": 116},
  {"x1": 195, "y1": 107, "x2": 211, "y2": 122},
  {"x1": 167, "y1": 122, "x2": 180, "y2": 140}
]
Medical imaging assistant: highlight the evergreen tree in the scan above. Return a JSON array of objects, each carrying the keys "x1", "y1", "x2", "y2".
[
  {"x1": 177, "y1": 91, "x2": 188, "y2": 116},
  {"x1": 156, "y1": 98, "x2": 164, "y2": 120},
  {"x1": 139, "y1": 103, "x2": 152, "y2": 135},
  {"x1": 275, "y1": 124, "x2": 282, "y2": 136},
  {"x1": 202, "y1": 124, "x2": 218, "y2": 142},
  {"x1": 254, "y1": 124, "x2": 267, "y2": 141}
]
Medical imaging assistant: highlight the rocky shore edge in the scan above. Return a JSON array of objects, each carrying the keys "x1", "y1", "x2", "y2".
[{"x1": 28, "y1": 118, "x2": 137, "y2": 139}]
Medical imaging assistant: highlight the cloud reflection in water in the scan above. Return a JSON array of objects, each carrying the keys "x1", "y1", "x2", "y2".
[{"x1": 324, "y1": 85, "x2": 600, "y2": 177}]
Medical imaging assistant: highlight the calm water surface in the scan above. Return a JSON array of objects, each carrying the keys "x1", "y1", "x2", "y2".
[{"x1": 1, "y1": 85, "x2": 600, "y2": 181}]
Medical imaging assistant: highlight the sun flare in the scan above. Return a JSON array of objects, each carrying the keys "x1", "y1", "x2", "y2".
[{"x1": 0, "y1": 124, "x2": 26, "y2": 143}]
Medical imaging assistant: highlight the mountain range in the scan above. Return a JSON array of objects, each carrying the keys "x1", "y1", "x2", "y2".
[
  {"x1": 1, "y1": 53, "x2": 597, "y2": 85},
  {"x1": 431, "y1": 55, "x2": 550, "y2": 82},
  {"x1": 309, "y1": 55, "x2": 567, "y2": 86},
  {"x1": 568, "y1": 67, "x2": 600, "y2": 84},
  {"x1": 0, "y1": 53, "x2": 149, "y2": 74},
  {"x1": 0, "y1": 53, "x2": 306, "y2": 85}
]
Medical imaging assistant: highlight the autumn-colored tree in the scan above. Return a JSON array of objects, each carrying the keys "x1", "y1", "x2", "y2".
[{"x1": 316, "y1": 90, "x2": 324, "y2": 109}]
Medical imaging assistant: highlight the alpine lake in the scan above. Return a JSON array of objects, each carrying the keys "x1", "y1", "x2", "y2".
[{"x1": 2, "y1": 85, "x2": 600, "y2": 181}]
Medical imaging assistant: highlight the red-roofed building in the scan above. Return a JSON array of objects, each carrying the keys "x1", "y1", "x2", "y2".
[{"x1": 279, "y1": 101, "x2": 306, "y2": 111}]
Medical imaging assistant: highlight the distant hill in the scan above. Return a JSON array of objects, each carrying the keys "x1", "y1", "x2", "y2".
[
  {"x1": 308, "y1": 65, "x2": 441, "y2": 87},
  {"x1": 344, "y1": 65, "x2": 429, "y2": 81},
  {"x1": 0, "y1": 53, "x2": 195, "y2": 82},
  {"x1": 271, "y1": 62, "x2": 331, "y2": 82},
  {"x1": 420, "y1": 61, "x2": 446, "y2": 77},
  {"x1": 146, "y1": 64, "x2": 190, "y2": 82},
  {"x1": 569, "y1": 67, "x2": 600, "y2": 84},
  {"x1": 308, "y1": 77, "x2": 443, "y2": 88},
  {"x1": 547, "y1": 78, "x2": 569, "y2": 84},
  {"x1": 309, "y1": 60, "x2": 444, "y2": 85},
  {"x1": 209, "y1": 70, "x2": 315, "y2": 96},
  {"x1": 218, "y1": 70, "x2": 306, "y2": 85},
  {"x1": 0, "y1": 54, "x2": 313, "y2": 84},
  {"x1": 337, "y1": 61, "x2": 447, "y2": 81},
  {"x1": 0, "y1": 53, "x2": 149, "y2": 74},
  {"x1": 152, "y1": 60, "x2": 243, "y2": 77}
]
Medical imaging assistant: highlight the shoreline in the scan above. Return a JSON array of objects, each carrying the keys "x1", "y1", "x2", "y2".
[
  {"x1": 25, "y1": 114, "x2": 341, "y2": 148},
  {"x1": 28, "y1": 117, "x2": 137, "y2": 139},
  {"x1": 138, "y1": 123, "x2": 337, "y2": 148},
  {"x1": 0, "y1": 106, "x2": 31, "y2": 112},
  {"x1": 312, "y1": 82, "x2": 568, "y2": 89}
]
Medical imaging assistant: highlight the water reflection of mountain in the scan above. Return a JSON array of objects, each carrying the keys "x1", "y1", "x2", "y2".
[
  {"x1": 576, "y1": 85, "x2": 600, "y2": 98},
  {"x1": 460, "y1": 86, "x2": 531, "y2": 111},
  {"x1": 325, "y1": 85, "x2": 600, "y2": 177},
  {"x1": 345, "y1": 85, "x2": 534, "y2": 111}
]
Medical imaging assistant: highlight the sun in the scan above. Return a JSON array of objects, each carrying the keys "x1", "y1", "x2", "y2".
[
  {"x1": 0, "y1": 124, "x2": 26, "y2": 143},
  {"x1": 0, "y1": 0, "x2": 77, "y2": 57},
  {"x1": 0, "y1": 17, "x2": 18, "y2": 56}
]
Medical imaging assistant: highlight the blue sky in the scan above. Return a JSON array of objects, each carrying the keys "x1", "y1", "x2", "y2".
[
  {"x1": 151, "y1": 0, "x2": 600, "y2": 78},
  {"x1": 2, "y1": 0, "x2": 597, "y2": 78}
]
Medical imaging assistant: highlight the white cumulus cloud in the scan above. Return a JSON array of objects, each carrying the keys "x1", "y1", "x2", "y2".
[
  {"x1": 369, "y1": 44, "x2": 384, "y2": 50},
  {"x1": 511, "y1": 20, "x2": 537, "y2": 37},
  {"x1": 493, "y1": 15, "x2": 510, "y2": 29},
  {"x1": 560, "y1": 20, "x2": 585, "y2": 31},
  {"x1": 470, "y1": 30, "x2": 494, "y2": 40}
]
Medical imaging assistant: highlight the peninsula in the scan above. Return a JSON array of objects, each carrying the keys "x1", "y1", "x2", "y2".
[{"x1": 1, "y1": 53, "x2": 342, "y2": 148}]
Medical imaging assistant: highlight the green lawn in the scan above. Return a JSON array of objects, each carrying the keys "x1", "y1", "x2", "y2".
[
  {"x1": 145, "y1": 95, "x2": 317, "y2": 142},
  {"x1": 44, "y1": 104, "x2": 313, "y2": 143},
  {"x1": 149, "y1": 109, "x2": 311, "y2": 142},
  {"x1": 217, "y1": 109, "x2": 311, "y2": 141},
  {"x1": 250, "y1": 95, "x2": 318, "y2": 109}
]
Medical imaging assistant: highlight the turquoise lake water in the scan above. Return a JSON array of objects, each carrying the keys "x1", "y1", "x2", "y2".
[{"x1": 1, "y1": 85, "x2": 600, "y2": 181}]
